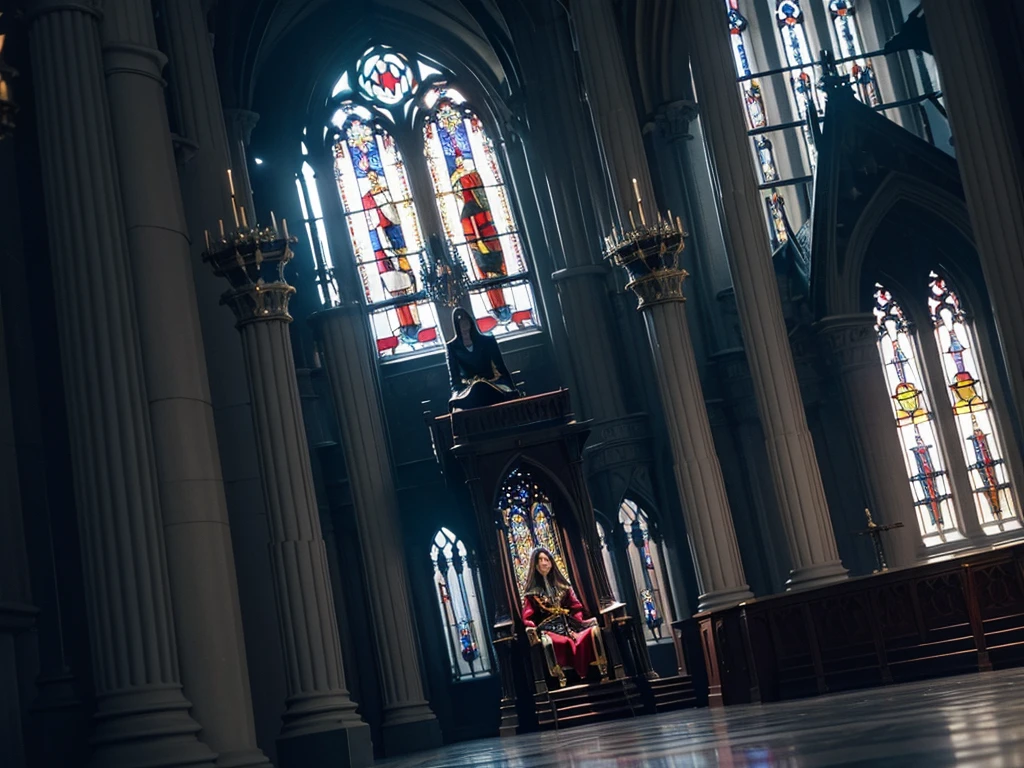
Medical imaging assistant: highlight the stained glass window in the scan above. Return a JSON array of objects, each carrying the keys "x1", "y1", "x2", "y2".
[
  {"x1": 430, "y1": 527, "x2": 492, "y2": 681},
  {"x1": 775, "y1": 1, "x2": 825, "y2": 123},
  {"x1": 497, "y1": 469, "x2": 569, "y2": 598},
  {"x1": 306, "y1": 46, "x2": 540, "y2": 359},
  {"x1": 329, "y1": 104, "x2": 441, "y2": 355},
  {"x1": 724, "y1": 1, "x2": 789, "y2": 244},
  {"x1": 619, "y1": 500, "x2": 673, "y2": 644},
  {"x1": 825, "y1": 1, "x2": 880, "y2": 106},
  {"x1": 766, "y1": 190, "x2": 791, "y2": 250},
  {"x1": 874, "y1": 284, "x2": 962, "y2": 546},
  {"x1": 423, "y1": 87, "x2": 538, "y2": 338},
  {"x1": 357, "y1": 47, "x2": 417, "y2": 106},
  {"x1": 927, "y1": 273, "x2": 1019, "y2": 533}
]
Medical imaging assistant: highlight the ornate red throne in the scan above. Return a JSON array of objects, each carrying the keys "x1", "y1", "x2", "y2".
[{"x1": 429, "y1": 390, "x2": 660, "y2": 732}]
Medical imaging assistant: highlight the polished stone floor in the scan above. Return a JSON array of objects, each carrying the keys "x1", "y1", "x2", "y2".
[{"x1": 379, "y1": 669, "x2": 1024, "y2": 766}]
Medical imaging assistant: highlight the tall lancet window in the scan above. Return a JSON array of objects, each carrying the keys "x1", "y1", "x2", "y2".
[
  {"x1": 824, "y1": 0, "x2": 880, "y2": 106},
  {"x1": 430, "y1": 527, "x2": 492, "y2": 681},
  {"x1": 724, "y1": 1, "x2": 789, "y2": 245},
  {"x1": 774, "y1": 1, "x2": 825, "y2": 122},
  {"x1": 619, "y1": 501, "x2": 674, "y2": 644},
  {"x1": 330, "y1": 103, "x2": 441, "y2": 355},
  {"x1": 423, "y1": 87, "x2": 537, "y2": 336},
  {"x1": 301, "y1": 45, "x2": 539, "y2": 358},
  {"x1": 927, "y1": 274, "x2": 1019, "y2": 533},
  {"x1": 874, "y1": 285, "x2": 962, "y2": 546},
  {"x1": 296, "y1": 142, "x2": 339, "y2": 306}
]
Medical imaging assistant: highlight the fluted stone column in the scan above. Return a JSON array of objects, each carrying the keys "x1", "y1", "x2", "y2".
[
  {"x1": 684, "y1": 0, "x2": 847, "y2": 589},
  {"x1": 573, "y1": 0, "x2": 656, "y2": 219},
  {"x1": 27, "y1": 2, "x2": 217, "y2": 765},
  {"x1": 922, "y1": 0, "x2": 1024, "y2": 429},
  {"x1": 224, "y1": 109, "x2": 259, "y2": 222},
  {"x1": 574, "y1": 1, "x2": 750, "y2": 609},
  {"x1": 310, "y1": 305, "x2": 441, "y2": 757},
  {"x1": 611, "y1": 252, "x2": 753, "y2": 610},
  {"x1": 206, "y1": 238, "x2": 370, "y2": 768},
  {"x1": 162, "y1": 0, "x2": 287, "y2": 754},
  {"x1": 100, "y1": 3, "x2": 270, "y2": 766},
  {"x1": 817, "y1": 315, "x2": 918, "y2": 568},
  {"x1": 304, "y1": 140, "x2": 441, "y2": 751}
]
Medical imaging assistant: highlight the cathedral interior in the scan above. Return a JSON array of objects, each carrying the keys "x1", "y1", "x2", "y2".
[{"x1": 1, "y1": 0, "x2": 1023, "y2": 766}]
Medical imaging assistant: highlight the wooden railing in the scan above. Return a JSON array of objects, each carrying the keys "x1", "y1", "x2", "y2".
[{"x1": 696, "y1": 542, "x2": 1024, "y2": 706}]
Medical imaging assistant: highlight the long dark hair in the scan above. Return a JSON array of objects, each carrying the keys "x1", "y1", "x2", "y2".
[
  {"x1": 523, "y1": 546, "x2": 571, "y2": 596},
  {"x1": 451, "y1": 306, "x2": 481, "y2": 347}
]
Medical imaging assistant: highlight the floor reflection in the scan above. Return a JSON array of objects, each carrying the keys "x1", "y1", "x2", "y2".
[{"x1": 379, "y1": 668, "x2": 1024, "y2": 767}]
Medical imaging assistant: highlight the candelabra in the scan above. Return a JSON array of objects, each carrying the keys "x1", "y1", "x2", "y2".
[
  {"x1": 0, "y1": 13, "x2": 18, "y2": 140},
  {"x1": 203, "y1": 223, "x2": 297, "y2": 324},
  {"x1": 420, "y1": 237, "x2": 470, "y2": 308},
  {"x1": 604, "y1": 215, "x2": 689, "y2": 308}
]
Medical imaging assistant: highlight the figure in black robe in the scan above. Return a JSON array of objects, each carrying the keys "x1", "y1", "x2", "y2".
[{"x1": 446, "y1": 307, "x2": 520, "y2": 411}]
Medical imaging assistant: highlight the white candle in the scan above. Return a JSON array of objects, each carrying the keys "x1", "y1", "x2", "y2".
[
  {"x1": 231, "y1": 202, "x2": 240, "y2": 230},
  {"x1": 239, "y1": 207, "x2": 248, "y2": 229},
  {"x1": 628, "y1": 210, "x2": 636, "y2": 230},
  {"x1": 204, "y1": 229, "x2": 211, "y2": 251},
  {"x1": 271, "y1": 210, "x2": 278, "y2": 233},
  {"x1": 218, "y1": 219, "x2": 225, "y2": 238},
  {"x1": 227, "y1": 168, "x2": 236, "y2": 198},
  {"x1": 676, "y1": 216, "x2": 683, "y2": 233},
  {"x1": 282, "y1": 218, "x2": 289, "y2": 239}
]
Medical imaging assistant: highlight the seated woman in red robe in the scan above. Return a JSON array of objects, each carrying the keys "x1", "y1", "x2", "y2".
[{"x1": 521, "y1": 547, "x2": 607, "y2": 686}]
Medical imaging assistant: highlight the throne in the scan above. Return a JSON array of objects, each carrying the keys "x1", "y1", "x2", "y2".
[{"x1": 428, "y1": 390, "x2": 654, "y2": 732}]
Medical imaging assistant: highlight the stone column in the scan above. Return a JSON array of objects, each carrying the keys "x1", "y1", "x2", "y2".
[
  {"x1": 224, "y1": 108, "x2": 259, "y2": 222},
  {"x1": 573, "y1": 0, "x2": 656, "y2": 219},
  {"x1": 306, "y1": 149, "x2": 440, "y2": 755},
  {"x1": 574, "y1": 1, "x2": 750, "y2": 609},
  {"x1": 311, "y1": 307, "x2": 441, "y2": 756},
  {"x1": 205, "y1": 235, "x2": 371, "y2": 768},
  {"x1": 922, "y1": 0, "x2": 1024, "y2": 432},
  {"x1": 26, "y1": 2, "x2": 216, "y2": 765},
  {"x1": 611, "y1": 247, "x2": 753, "y2": 611},
  {"x1": 817, "y1": 315, "x2": 918, "y2": 568},
  {"x1": 99, "y1": 2, "x2": 270, "y2": 765},
  {"x1": 683, "y1": 0, "x2": 848, "y2": 589},
  {"x1": 161, "y1": 0, "x2": 287, "y2": 753}
]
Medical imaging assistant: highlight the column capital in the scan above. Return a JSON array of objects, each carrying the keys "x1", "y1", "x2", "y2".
[
  {"x1": 815, "y1": 313, "x2": 880, "y2": 372},
  {"x1": 205, "y1": 235, "x2": 298, "y2": 326},
  {"x1": 629, "y1": 268, "x2": 689, "y2": 309},
  {"x1": 655, "y1": 99, "x2": 699, "y2": 144},
  {"x1": 224, "y1": 108, "x2": 260, "y2": 145}
]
